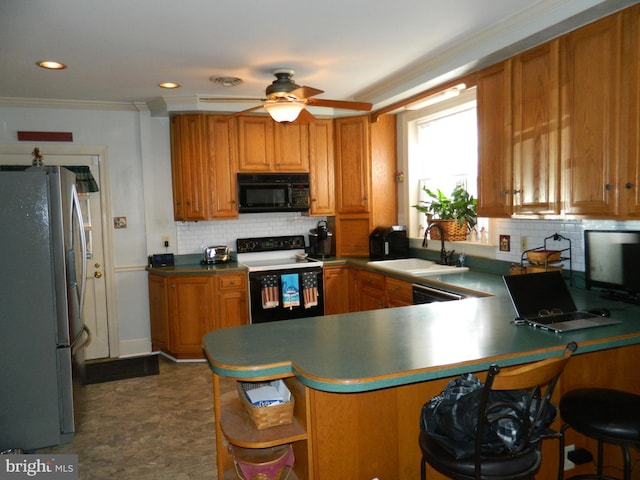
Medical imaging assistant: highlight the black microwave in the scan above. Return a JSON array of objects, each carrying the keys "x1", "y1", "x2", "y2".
[{"x1": 238, "y1": 173, "x2": 310, "y2": 213}]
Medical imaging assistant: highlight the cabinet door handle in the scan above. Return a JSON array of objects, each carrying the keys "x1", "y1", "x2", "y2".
[
  {"x1": 512, "y1": 189, "x2": 521, "y2": 195},
  {"x1": 605, "y1": 183, "x2": 613, "y2": 190},
  {"x1": 625, "y1": 182, "x2": 634, "y2": 189},
  {"x1": 500, "y1": 190, "x2": 509, "y2": 196}
]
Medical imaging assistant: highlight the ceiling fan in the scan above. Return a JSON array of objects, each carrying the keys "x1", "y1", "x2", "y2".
[{"x1": 227, "y1": 69, "x2": 372, "y2": 123}]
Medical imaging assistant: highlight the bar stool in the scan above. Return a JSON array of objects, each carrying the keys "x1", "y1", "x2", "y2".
[{"x1": 559, "y1": 388, "x2": 640, "y2": 480}]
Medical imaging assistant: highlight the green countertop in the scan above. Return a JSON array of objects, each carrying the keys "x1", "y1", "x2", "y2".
[{"x1": 202, "y1": 268, "x2": 640, "y2": 393}]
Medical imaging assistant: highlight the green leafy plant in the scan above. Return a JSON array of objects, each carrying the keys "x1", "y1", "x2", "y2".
[{"x1": 413, "y1": 185, "x2": 477, "y2": 229}]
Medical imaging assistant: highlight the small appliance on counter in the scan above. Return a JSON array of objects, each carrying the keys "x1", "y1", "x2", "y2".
[
  {"x1": 309, "y1": 220, "x2": 333, "y2": 259},
  {"x1": 149, "y1": 253, "x2": 175, "y2": 267},
  {"x1": 369, "y1": 225, "x2": 410, "y2": 260},
  {"x1": 202, "y1": 246, "x2": 231, "y2": 265}
]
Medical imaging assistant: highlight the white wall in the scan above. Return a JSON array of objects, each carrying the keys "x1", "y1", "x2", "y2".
[{"x1": 0, "y1": 103, "x2": 173, "y2": 357}]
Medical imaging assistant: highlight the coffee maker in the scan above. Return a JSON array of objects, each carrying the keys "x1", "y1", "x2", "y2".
[{"x1": 309, "y1": 220, "x2": 333, "y2": 259}]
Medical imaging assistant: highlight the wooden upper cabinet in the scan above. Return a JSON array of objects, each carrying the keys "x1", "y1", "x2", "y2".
[
  {"x1": 237, "y1": 116, "x2": 309, "y2": 172},
  {"x1": 620, "y1": 5, "x2": 640, "y2": 218},
  {"x1": 512, "y1": 40, "x2": 561, "y2": 215},
  {"x1": 273, "y1": 122, "x2": 310, "y2": 171},
  {"x1": 476, "y1": 61, "x2": 512, "y2": 218},
  {"x1": 170, "y1": 114, "x2": 239, "y2": 221},
  {"x1": 207, "y1": 116, "x2": 239, "y2": 218},
  {"x1": 561, "y1": 13, "x2": 622, "y2": 217},
  {"x1": 334, "y1": 116, "x2": 371, "y2": 213},
  {"x1": 237, "y1": 116, "x2": 275, "y2": 172},
  {"x1": 308, "y1": 119, "x2": 335, "y2": 216},
  {"x1": 170, "y1": 114, "x2": 211, "y2": 221}
]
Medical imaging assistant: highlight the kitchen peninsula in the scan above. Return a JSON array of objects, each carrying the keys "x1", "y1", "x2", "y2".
[{"x1": 202, "y1": 277, "x2": 640, "y2": 480}]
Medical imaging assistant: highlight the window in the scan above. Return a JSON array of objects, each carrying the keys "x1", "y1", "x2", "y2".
[{"x1": 398, "y1": 87, "x2": 489, "y2": 242}]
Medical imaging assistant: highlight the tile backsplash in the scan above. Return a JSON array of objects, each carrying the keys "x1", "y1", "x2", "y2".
[
  {"x1": 176, "y1": 213, "x2": 324, "y2": 254},
  {"x1": 493, "y1": 218, "x2": 640, "y2": 272},
  {"x1": 176, "y1": 214, "x2": 640, "y2": 275}
]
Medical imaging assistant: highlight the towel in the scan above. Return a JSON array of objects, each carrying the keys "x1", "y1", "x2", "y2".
[
  {"x1": 261, "y1": 275, "x2": 279, "y2": 309},
  {"x1": 280, "y1": 273, "x2": 300, "y2": 308},
  {"x1": 301, "y1": 271, "x2": 319, "y2": 309}
]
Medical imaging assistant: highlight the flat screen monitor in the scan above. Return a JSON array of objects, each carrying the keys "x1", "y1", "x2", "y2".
[{"x1": 584, "y1": 230, "x2": 640, "y2": 303}]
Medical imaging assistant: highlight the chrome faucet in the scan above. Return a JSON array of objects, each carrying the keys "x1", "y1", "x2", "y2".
[{"x1": 423, "y1": 222, "x2": 456, "y2": 266}]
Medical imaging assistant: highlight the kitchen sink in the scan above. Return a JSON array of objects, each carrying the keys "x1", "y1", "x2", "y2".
[{"x1": 367, "y1": 258, "x2": 468, "y2": 276}]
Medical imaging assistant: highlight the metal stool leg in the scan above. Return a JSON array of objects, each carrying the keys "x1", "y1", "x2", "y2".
[{"x1": 622, "y1": 445, "x2": 631, "y2": 480}]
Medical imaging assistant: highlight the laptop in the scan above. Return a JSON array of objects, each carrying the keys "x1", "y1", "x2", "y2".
[{"x1": 503, "y1": 271, "x2": 620, "y2": 332}]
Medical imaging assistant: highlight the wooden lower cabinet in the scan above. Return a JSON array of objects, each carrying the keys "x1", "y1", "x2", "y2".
[
  {"x1": 323, "y1": 266, "x2": 350, "y2": 315},
  {"x1": 385, "y1": 276, "x2": 414, "y2": 307},
  {"x1": 148, "y1": 271, "x2": 249, "y2": 359},
  {"x1": 358, "y1": 269, "x2": 386, "y2": 311}
]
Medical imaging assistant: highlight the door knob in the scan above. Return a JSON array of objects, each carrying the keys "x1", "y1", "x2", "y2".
[{"x1": 94, "y1": 271, "x2": 103, "y2": 278}]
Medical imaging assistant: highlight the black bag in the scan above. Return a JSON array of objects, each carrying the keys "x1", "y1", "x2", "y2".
[{"x1": 420, "y1": 373, "x2": 555, "y2": 460}]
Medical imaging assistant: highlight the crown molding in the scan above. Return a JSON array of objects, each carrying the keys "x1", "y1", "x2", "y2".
[{"x1": 0, "y1": 96, "x2": 140, "y2": 112}]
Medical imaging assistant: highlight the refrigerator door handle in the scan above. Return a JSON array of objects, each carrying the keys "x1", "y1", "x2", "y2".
[
  {"x1": 71, "y1": 324, "x2": 91, "y2": 354},
  {"x1": 71, "y1": 184, "x2": 87, "y2": 315}
]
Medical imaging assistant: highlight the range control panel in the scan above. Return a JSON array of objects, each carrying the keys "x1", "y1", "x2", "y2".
[{"x1": 236, "y1": 235, "x2": 306, "y2": 253}]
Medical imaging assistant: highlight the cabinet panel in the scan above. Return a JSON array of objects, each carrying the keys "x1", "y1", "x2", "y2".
[
  {"x1": 170, "y1": 115, "x2": 210, "y2": 220},
  {"x1": 308, "y1": 120, "x2": 335, "y2": 216},
  {"x1": 335, "y1": 116, "x2": 370, "y2": 213},
  {"x1": 237, "y1": 116, "x2": 275, "y2": 172},
  {"x1": 335, "y1": 215, "x2": 371, "y2": 257},
  {"x1": 216, "y1": 272, "x2": 249, "y2": 329},
  {"x1": 561, "y1": 13, "x2": 622, "y2": 216},
  {"x1": 476, "y1": 61, "x2": 512, "y2": 217},
  {"x1": 168, "y1": 276, "x2": 215, "y2": 358},
  {"x1": 208, "y1": 116, "x2": 239, "y2": 218},
  {"x1": 385, "y1": 276, "x2": 413, "y2": 307},
  {"x1": 148, "y1": 274, "x2": 170, "y2": 352},
  {"x1": 621, "y1": 5, "x2": 640, "y2": 218},
  {"x1": 273, "y1": 122, "x2": 309, "y2": 171},
  {"x1": 323, "y1": 266, "x2": 350, "y2": 315},
  {"x1": 512, "y1": 41, "x2": 561, "y2": 215}
]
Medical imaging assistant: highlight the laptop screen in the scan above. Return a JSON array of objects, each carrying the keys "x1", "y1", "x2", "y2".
[{"x1": 503, "y1": 271, "x2": 577, "y2": 319}]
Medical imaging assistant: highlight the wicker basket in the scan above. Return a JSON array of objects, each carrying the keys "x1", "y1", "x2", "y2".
[
  {"x1": 237, "y1": 381, "x2": 295, "y2": 430},
  {"x1": 428, "y1": 220, "x2": 468, "y2": 241},
  {"x1": 230, "y1": 444, "x2": 294, "y2": 480},
  {"x1": 526, "y1": 250, "x2": 562, "y2": 265}
]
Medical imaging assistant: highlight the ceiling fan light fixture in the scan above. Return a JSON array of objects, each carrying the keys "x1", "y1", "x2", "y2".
[{"x1": 263, "y1": 100, "x2": 305, "y2": 123}]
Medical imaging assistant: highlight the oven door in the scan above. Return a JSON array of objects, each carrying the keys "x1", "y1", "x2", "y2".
[{"x1": 249, "y1": 267, "x2": 324, "y2": 323}]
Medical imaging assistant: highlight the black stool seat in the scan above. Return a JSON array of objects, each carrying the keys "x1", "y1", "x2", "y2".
[
  {"x1": 560, "y1": 388, "x2": 640, "y2": 480},
  {"x1": 560, "y1": 388, "x2": 640, "y2": 444}
]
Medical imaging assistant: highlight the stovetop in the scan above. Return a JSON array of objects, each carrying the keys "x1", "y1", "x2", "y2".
[{"x1": 236, "y1": 235, "x2": 322, "y2": 272}]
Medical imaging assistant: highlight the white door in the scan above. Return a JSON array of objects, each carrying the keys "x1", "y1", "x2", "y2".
[{"x1": 0, "y1": 151, "x2": 111, "y2": 359}]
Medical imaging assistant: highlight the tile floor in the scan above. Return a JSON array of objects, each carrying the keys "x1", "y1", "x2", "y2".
[{"x1": 38, "y1": 357, "x2": 229, "y2": 479}]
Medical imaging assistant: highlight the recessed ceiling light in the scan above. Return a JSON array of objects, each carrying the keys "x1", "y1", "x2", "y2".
[
  {"x1": 159, "y1": 82, "x2": 181, "y2": 89},
  {"x1": 37, "y1": 60, "x2": 67, "y2": 70},
  {"x1": 210, "y1": 76, "x2": 243, "y2": 87}
]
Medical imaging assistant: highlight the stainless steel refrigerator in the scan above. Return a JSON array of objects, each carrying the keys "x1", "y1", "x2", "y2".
[{"x1": 0, "y1": 166, "x2": 90, "y2": 451}]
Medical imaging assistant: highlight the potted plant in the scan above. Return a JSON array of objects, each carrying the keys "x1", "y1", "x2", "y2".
[{"x1": 413, "y1": 185, "x2": 477, "y2": 241}]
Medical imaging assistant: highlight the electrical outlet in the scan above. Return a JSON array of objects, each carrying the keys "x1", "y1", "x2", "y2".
[
  {"x1": 564, "y1": 444, "x2": 576, "y2": 471},
  {"x1": 520, "y1": 236, "x2": 528, "y2": 252},
  {"x1": 162, "y1": 235, "x2": 169, "y2": 248}
]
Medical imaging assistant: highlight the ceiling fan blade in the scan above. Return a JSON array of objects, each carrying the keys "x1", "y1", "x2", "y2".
[
  {"x1": 305, "y1": 98, "x2": 372, "y2": 111},
  {"x1": 291, "y1": 86, "x2": 324, "y2": 99},
  {"x1": 293, "y1": 108, "x2": 316, "y2": 124},
  {"x1": 225, "y1": 105, "x2": 264, "y2": 118}
]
